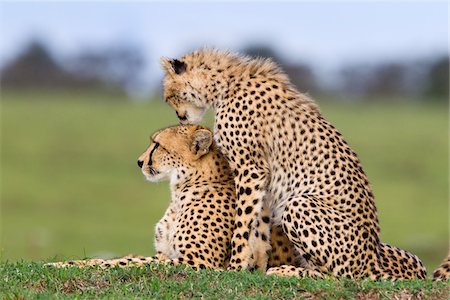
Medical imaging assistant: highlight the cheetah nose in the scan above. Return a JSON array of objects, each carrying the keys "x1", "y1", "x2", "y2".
[
  {"x1": 176, "y1": 112, "x2": 188, "y2": 123},
  {"x1": 137, "y1": 160, "x2": 144, "y2": 168}
]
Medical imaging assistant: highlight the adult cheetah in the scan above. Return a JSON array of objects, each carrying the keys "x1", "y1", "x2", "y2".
[
  {"x1": 160, "y1": 49, "x2": 427, "y2": 279},
  {"x1": 48, "y1": 125, "x2": 301, "y2": 270}
]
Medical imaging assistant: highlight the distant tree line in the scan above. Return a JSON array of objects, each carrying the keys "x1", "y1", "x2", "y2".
[
  {"x1": 1, "y1": 40, "x2": 448, "y2": 102},
  {"x1": 337, "y1": 58, "x2": 448, "y2": 101},
  {"x1": 1, "y1": 40, "x2": 145, "y2": 94},
  {"x1": 242, "y1": 45, "x2": 448, "y2": 102}
]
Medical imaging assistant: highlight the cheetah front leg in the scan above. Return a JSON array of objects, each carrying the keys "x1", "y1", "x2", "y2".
[
  {"x1": 154, "y1": 203, "x2": 178, "y2": 260},
  {"x1": 248, "y1": 201, "x2": 272, "y2": 270},
  {"x1": 228, "y1": 167, "x2": 270, "y2": 271}
]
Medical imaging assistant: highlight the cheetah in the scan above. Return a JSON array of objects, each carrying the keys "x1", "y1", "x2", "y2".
[
  {"x1": 47, "y1": 125, "x2": 301, "y2": 270},
  {"x1": 160, "y1": 49, "x2": 427, "y2": 279},
  {"x1": 432, "y1": 252, "x2": 450, "y2": 281}
]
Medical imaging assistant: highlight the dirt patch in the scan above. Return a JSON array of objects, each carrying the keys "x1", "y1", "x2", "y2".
[
  {"x1": 147, "y1": 268, "x2": 189, "y2": 282},
  {"x1": 424, "y1": 286, "x2": 450, "y2": 300},
  {"x1": 60, "y1": 277, "x2": 109, "y2": 294},
  {"x1": 31, "y1": 280, "x2": 48, "y2": 293},
  {"x1": 353, "y1": 288, "x2": 450, "y2": 300}
]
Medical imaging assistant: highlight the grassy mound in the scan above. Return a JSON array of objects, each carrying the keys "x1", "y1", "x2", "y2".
[{"x1": 1, "y1": 261, "x2": 448, "y2": 299}]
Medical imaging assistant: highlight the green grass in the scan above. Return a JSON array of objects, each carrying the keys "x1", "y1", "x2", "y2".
[
  {"x1": 1, "y1": 261, "x2": 448, "y2": 299},
  {"x1": 1, "y1": 89, "x2": 448, "y2": 274}
]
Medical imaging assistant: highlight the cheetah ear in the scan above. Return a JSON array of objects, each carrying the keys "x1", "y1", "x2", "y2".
[
  {"x1": 160, "y1": 57, "x2": 186, "y2": 75},
  {"x1": 150, "y1": 128, "x2": 164, "y2": 141},
  {"x1": 190, "y1": 129, "x2": 213, "y2": 159},
  {"x1": 160, "y1": 57, "x2": 172, "y2": 72}
]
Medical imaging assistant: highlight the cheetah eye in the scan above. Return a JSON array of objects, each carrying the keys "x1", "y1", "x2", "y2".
[{"x1": 155, "y1": 143, "x2": 168, "y2": 152}]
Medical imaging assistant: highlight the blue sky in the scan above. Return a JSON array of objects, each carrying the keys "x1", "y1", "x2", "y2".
[{"x1": 0, "y1": 1, "x2": 448, "y2": 89}]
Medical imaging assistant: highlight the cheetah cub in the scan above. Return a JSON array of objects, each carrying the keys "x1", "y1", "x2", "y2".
[
  {"x1": 138, "y1": 125, "x2": 300, "y2": 269},
  {"x1": 48, "y1": 125, "x2": 300, "y2": 270}
]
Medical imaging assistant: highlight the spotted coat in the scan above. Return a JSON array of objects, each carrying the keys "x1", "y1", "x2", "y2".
[
  {"x1": 160, "y1": 49, "x2": 427, "y2": 279},
  {"x1": 47, "y1": 125, "x2": 301, "y2": 270}
]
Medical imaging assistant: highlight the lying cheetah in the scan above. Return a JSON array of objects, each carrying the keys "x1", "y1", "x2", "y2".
[
  {"x1": 432, "y1": 252, "x2": 450, "y2": 281},
  {"x1": 48, "y1": 125, "x2": 300, "y2": 270},
  {"x1": 160, "y1": 49, "x2": 427, "y2": 279}
]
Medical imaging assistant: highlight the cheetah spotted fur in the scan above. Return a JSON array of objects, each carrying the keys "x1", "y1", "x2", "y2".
[
  {"x1": 47, "y1": 125, "x2": 301, "y2": 270},
  {"x1": 160, "y1": 49, "x2": 427, "y2": 279},
  {"x1": 432, "y1": 252, "x2": 450, "y2": 281}
]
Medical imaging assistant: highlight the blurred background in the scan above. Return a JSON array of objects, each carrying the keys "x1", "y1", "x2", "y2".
[{"x1": 0, "y1": 2, "x2": 448, "y2": 272}]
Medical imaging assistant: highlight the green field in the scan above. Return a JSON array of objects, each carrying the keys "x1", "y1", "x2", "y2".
[
  {"x1": 1, "y1": 262, "x2": 449, "y2": 299},
  {"x1": 1, "y1": 89, "x2": 448, "y2": 275}
]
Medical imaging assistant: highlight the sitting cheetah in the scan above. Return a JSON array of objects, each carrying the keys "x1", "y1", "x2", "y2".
[
  {"x1": 48, "y1": 125, "x2": 300, "y2": 270},
  {"x1": 160, "y1": 49, "x2": 427, "y2": 279},
  {"x1": 432, "y1": 252, "x2": 450, "y2": 281}
]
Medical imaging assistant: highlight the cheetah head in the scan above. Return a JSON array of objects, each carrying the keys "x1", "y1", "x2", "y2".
[
  {"x1": 137, "y1": 125, "x2": 213, "y2": 182},
  {"x1": 160, "y1": 57, "x2": 208, "y2": 125}
]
